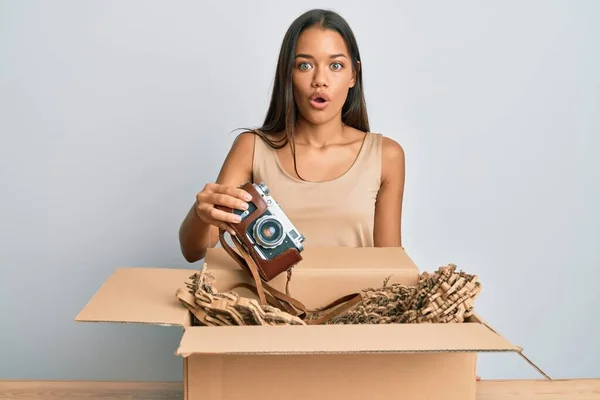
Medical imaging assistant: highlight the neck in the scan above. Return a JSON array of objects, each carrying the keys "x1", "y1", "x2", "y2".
[{"x1": 293, "y1": 116, "x2": 346, "y2": 147}]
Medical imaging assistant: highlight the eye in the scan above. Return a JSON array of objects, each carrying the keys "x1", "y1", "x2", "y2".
[
  {"x1": 298, "y1": 62, "x2": 312, "y2": 70},
  {"x1": 330, "y1": 62, "x2": 343, "y2": 71}
]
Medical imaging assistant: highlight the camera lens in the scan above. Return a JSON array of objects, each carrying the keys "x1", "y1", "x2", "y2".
[{"x1": 253, "y1": 216, "x2": 285, "y2": 248}]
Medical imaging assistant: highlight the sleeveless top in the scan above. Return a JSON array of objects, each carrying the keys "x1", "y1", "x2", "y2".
[{"x1": 251, "y1": 132, "x2": 382, "y2": 248}]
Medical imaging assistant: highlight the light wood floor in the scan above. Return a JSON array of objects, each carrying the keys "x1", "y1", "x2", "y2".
[{"x1": 0, "y1": 379, "x2": 599, "y2": 399}]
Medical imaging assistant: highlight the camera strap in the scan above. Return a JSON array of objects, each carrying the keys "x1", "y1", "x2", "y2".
[{"x1": 217, "y1": 228, "x2": 363, "y2": 325}]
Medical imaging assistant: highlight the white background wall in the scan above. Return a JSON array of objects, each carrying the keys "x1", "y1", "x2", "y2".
[{"x1": 1, "y1": 0, "x2": 598, "y2": 381}]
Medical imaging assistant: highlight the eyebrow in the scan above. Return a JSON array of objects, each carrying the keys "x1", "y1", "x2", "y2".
[{"x1": 295, "y1": 53, "x2": 348, "y2": 59}]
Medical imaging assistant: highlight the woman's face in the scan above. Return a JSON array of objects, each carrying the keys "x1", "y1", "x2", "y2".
[{"x1": 292, "y1": 27, "x2": 356, "y2": 126}]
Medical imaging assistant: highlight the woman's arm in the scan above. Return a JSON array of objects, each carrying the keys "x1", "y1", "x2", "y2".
[
  {"x1": 373, "y1": 136, "x2": 406, "y2": 247},
  {"x1": 178, "y1": 132, "x2": 255, "y2": 262}
]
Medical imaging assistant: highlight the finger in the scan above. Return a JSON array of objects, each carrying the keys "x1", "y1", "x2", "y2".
[
  {"x1": 194, "y1": 201, "x2": 207, "y2": 221},
  {"x1": 202, "y1": 182, "x2": 217, "y2": 193},
  {"x1": 210, "y1": 206, "x2": 242, "y2": 224},
  {"x1": 210, "y1": 193, "x2": 249, "y2": 211},
  {"x1": 217, "y1": 221, "x2": 237, "y2": 236},
  {"x1": 196, "y1": 190, "x2": 213, "y2": 205},
  {"x1": 215, "y1": 184, "x2": 253, "y2": 201}
]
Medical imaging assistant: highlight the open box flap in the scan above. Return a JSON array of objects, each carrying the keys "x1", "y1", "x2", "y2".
[
  {"x1": 206, "y1": 246, "x2": 418, "y2": 272},
  {"x1": 75, "y1": 267, "x2": 196, "y2": 326},
  {"x1": 176, "y1": 322, "x2": 518, "y2": 356},
  {"x1": 469, "y1": 313, "x2": 552, "y2": 380}
]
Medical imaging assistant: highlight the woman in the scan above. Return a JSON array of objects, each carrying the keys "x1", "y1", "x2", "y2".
[{"x1": 179, "y1": 8, "x2": 405, "y2": 263}]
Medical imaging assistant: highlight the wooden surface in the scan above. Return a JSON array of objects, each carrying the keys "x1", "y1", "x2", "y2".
[{"x1": 0, "y1": 379, "x2": 599, "y2": 399}]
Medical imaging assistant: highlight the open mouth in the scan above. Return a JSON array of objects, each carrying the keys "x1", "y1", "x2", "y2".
[{"x1": 309, "y1": 93, "x2": 330, "y2": 109}]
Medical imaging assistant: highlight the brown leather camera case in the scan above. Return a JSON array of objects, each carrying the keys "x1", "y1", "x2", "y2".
[{"x1": 215, "y1": 181, "x2": 302, "y2": 282}]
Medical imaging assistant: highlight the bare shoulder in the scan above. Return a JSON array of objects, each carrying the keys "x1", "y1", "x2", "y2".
[
  {"x1": 381, "y1": 135, "x2": 405, "y2": 162},
  {"x1": 216, "y1": 131, "x2": 256, "y2": 184},
  {"x1": 224, "y1": 131, "x2": 257, "y2": 166},
  {"x1": 373, "y1": 134, "x2": 406, "y2": 247},
  {"x1": 380, "y1": 135, "x2": 405, "y2": 180},
  {"x1": 231, "y1": 131, "x2": 256, "y2": 152}
]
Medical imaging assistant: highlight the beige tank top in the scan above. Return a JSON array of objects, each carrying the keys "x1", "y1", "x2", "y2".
[{"x1": 252, "y1": 132, "x2": 382, "y2": 248}]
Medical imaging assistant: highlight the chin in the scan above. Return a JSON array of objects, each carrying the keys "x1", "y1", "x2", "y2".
[
  {"x1": 299, "y1": 108, "x2": 338, "y2": 126},
  {"x1": 304, "y1": 115, "x2": 330, "y2": 126}
]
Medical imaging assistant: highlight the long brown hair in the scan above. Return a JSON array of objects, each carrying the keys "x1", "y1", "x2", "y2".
[{"x1": 243, "y1": 9, "x2": 370, "y2": 152}]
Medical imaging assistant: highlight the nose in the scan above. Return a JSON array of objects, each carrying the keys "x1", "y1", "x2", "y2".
[{"x1": 311, "y1": 66, "x2": 328, "y2": 88}]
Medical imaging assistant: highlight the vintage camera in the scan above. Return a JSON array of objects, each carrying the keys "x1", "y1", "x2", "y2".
[
  {"x1": 216, "y1": 181, "x2": 305, "y2": 282},
  {"x1": 233, "y1": 182, "x2": 305, "y2": 260}
]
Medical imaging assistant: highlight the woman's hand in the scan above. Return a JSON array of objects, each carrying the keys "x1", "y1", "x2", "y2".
[{"x1": 194, "y1": 183, "x2": 252, "y2": 234}]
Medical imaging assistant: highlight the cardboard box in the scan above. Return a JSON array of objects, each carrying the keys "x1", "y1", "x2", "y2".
[{"x1": 75, "y1": 247, "x2": 548, "y2": 400}]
